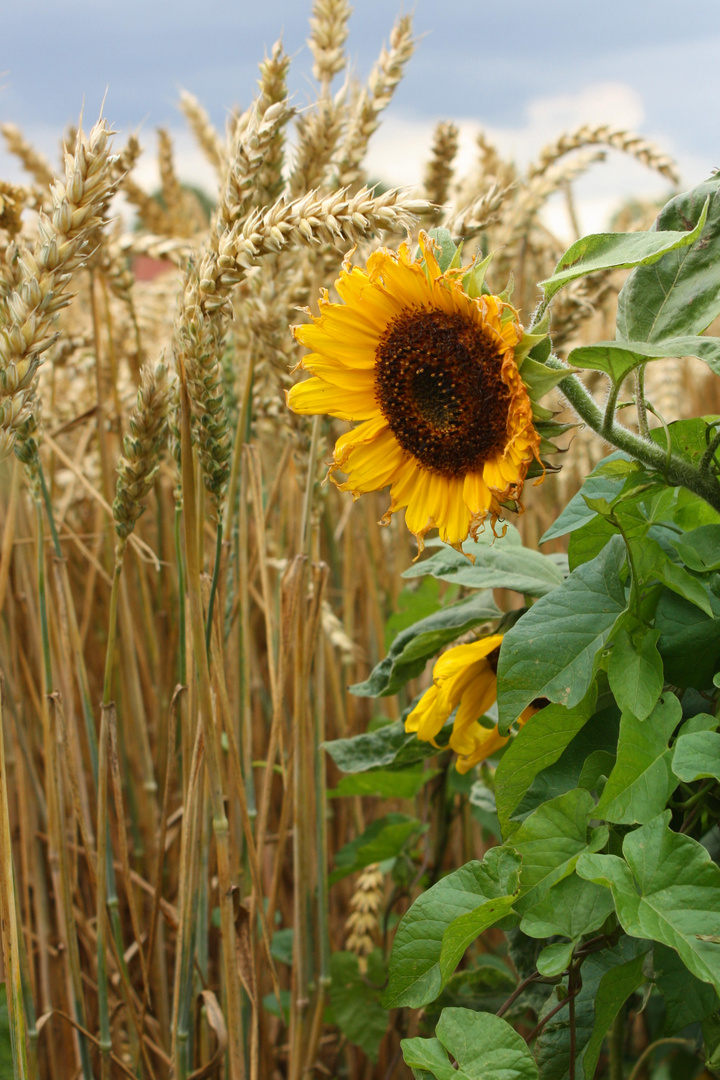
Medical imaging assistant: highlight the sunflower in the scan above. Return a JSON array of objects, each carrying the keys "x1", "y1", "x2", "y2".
[
  {"x1": 405, "y1": 634, "x2": 535, "y2": 774},
  {"x1": 287, "y1": 234, "x2": 543, "y2": 550}
]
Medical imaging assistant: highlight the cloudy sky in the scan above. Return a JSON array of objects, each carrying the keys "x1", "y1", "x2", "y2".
[{"x1": 2, "y1": 0, "x2": 719, "y2": 234}]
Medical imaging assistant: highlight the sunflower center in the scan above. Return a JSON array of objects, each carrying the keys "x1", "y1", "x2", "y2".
[{"x1": 374, "y1": 309, "x2": 512, "y2": 476}]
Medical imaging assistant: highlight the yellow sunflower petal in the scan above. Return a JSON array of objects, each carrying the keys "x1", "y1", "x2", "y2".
[
  {"x1": 451, "y1": 673, "x2": 500, "y2": 745},
  {"x1": 287, "y1": 377, "x2": 380, "y2": 421},
  {"x1": 334, "y1": 427, "x2": 407, "y2": 494},
  {"x1": 454, "y1": 724, "x2": 509, "y2": 774},
  {"x1": 405, "y1": 684, "x2": 447, "y2": 743},
  {"x1": 287, "y1": 237, "x2": 545, "y2": 548},
  {"x1": 299, "y1": 355, "x2": 378, "y2": 392},
  {"x1": 433, "y1": 636, "x2": 504, "y2": 679}
]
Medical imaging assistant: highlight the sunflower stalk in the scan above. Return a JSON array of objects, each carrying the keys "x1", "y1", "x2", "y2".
[{"x1": 545, "y1": 353, "x2": 720, "y2": 514}]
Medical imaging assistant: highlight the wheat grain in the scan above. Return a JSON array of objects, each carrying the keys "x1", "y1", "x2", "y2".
[
  {"x1": 423, "y1": 121, "x2": 459, "y2": 220},
  {"x1": 308, "y1": 0, "x2": 352, "y2": 91},
  {"x1": 528, "y1": 124, "x2": 680, "y2": 185},
  {"x1": 179, "y1": 90, "x2": 225, "y2": 178},
  {"x1": 113, "y1": 359, "x2": 173, "y2": 539},
  {"x1": 0, "y1": 119, "x2": 118, "y2": 458},
  {"x1": 333, "y1": 13, "x2": 415, "y2": 189},
  {"x1": 1, "y1": 124, "x2": 54, "y2": 188}
]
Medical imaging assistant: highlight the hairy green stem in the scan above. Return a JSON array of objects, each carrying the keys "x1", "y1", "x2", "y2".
[{"x1": 546, "y1": 354, "x2": 720, "y2": 514}]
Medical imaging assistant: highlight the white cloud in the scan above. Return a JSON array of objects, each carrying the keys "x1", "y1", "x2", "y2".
[{"x1": 363, "y1": 81, "x2": 708, "y2": 239}]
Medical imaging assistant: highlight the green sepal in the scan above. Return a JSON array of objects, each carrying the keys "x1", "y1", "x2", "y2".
[
  {"x1": 520, "y1": 356, "x2": 577, "y2": 401},
  {"x1": 515, "y1": 310, "x2": 551, "y2": 366},
  {"x1": 418, "y1": 228, "x2": 458, "y2": 273},
  {"x1": 463, "y1": 251, "x2": 495, "y2": 299},
  {"x1": 498, "y1": 271, "x2": 514, "y2": 303}
]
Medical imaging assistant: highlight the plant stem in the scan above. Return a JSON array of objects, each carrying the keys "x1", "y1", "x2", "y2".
[
  {"x1": 205, "y1": 520, "x2": 223, "y2": 654},
  {"x1": 609, "y1": 1009, "x2": 625, "y2": 1080},
  {"x1": 626, "y1": 1037, "x2": 695, "y2": 1080},
  {"x1": 546, "y1": 354, "x2": 720, "y2": 514},
  {"x1": 179, "y1": 378, "x2": 245, "y2": 1080},
  {"x1": 0, "y1": 684, "x2": 29, "y2": 1080},
  {"x1": 634, "y1": 366, "x2": 649, "y2": 438},
  {"x1": 97, "y1": 548, "x2": 125, "y2": 1080}
]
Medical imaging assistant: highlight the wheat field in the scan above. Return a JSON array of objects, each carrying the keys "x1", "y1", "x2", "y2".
[{"x1": 0, "y1": 4, "x2": 713, "y2": 1078}]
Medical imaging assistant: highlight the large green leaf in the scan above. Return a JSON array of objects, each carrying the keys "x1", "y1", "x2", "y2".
[
  {"x1": 497, "y1": 537, "x2": 627, "y2": 732},
  {"x1": 594, "y1": 693, "x2": 682, "y2": 825},
  {"x1": 383, "y1": 847, "x2": 519, "y2": 1009},
  {"x1": 330, "y1": 814, "x2": 422, "y2": 885},
  {"x1": 581, "y1": 953, "x2": 647, "y2": 1080},
  {"x1": 328, "y1": 950, "x2": 388, "y2": 1063},
  {"x1": 672, "y1": 729, "x2": 720, "y2": 783},
  {"x1": 402, "y1": 528, "x2": 564, "y2": 597},
  {"x1": 655, "y1": 587, "x2": 720, "y2": 689},
  {"x1": 351, "y1": 591, "x2": 500, "y2": 698},
  {"x1": 540, "y1": 466, "x2": 626, "y2": 544},
  {"x1": 327, "y1": 765, "x2": 436, "y2": 799},
  {"x1": 324, "y1": 719, "x2": 446, "y2": 774},
  {"x1": 654, "y1": 943, "x2": 720, "y2": 1036},
  {"x1": 520, "y1": 873, "x2": 614, "y2": 945},
  {"x1": 512, "y1": 703, "x2": 619, "y2": 824},
  {"x1": 402, "y1": 1008, "x2": 539, "y2": 1080},
  {"x1": 510, "y1": 788, "x2": 608, "y2": 914},
  {"x1": 494, "y1": 692, "x2": 597, "y2": 838},
  {"x1": 568, "y1": 336, "x2": 720, "y2": 386},
  {"x1": 577, "y1": 812, "x2": 720, "y2": 993},
  {"x1": 606, "y1": 618, "x2": 663, "y2": 721},
  {"x1": 616, "y1": 176, "x2": 720, "y2": 341},
  {"x1": 671, "y1": 524, "x2": 720, "y2": 573},
  {"x1": 540, "y1": 199, "x2": 709, "y2": 300}
]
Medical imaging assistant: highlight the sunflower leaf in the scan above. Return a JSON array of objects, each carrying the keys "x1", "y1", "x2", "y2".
[
  {"x1": 616, "y1": 175, "x2": 720, "y2": 342},
  {"x1": 403, "y1": 530, "x2": 564, "y2": 597},
  {"x1": 496, "y1": 536, "x2": 627, "y2": 733},
  {"x1": 593, "y1": 692, "x2": 681, "y2": 824},
  {"x1": 402, "y1": 1009, "x2": 539, "y2": 1080},
  {"x1": 383, "y1": 847, "x2": 520, "y2": 1008},
  {"x1": 672, "y1": 729, "x2": 720, "y2": 783},
  {"x1": 577, "y1": 812, "x2": 720, "y2": 993},
  {"x1": 329, "y1": 814, "x2": 424, "y2": 885},
  {"x1": 540, "y1": 196, "x2": 709, "y2": 300},
  {"x1": 568, "y1": 335, "x2": 720, "y2": 385},
  {"x1": 350, "y1": 591, "x2": 500, "y2": 698},
  {"x1": 494, "y1": 690, "x2": 598, "y2": 839}
]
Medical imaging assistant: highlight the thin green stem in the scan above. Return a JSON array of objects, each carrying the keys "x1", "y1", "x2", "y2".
[{"x1": 626, "y1": 1038, "x2": 695, "y2": 1080}]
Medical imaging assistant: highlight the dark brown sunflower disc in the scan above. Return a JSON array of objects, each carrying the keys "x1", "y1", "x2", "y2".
[{"x1": 374, "y1": 309, "x2": 511, "y2": 476}]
